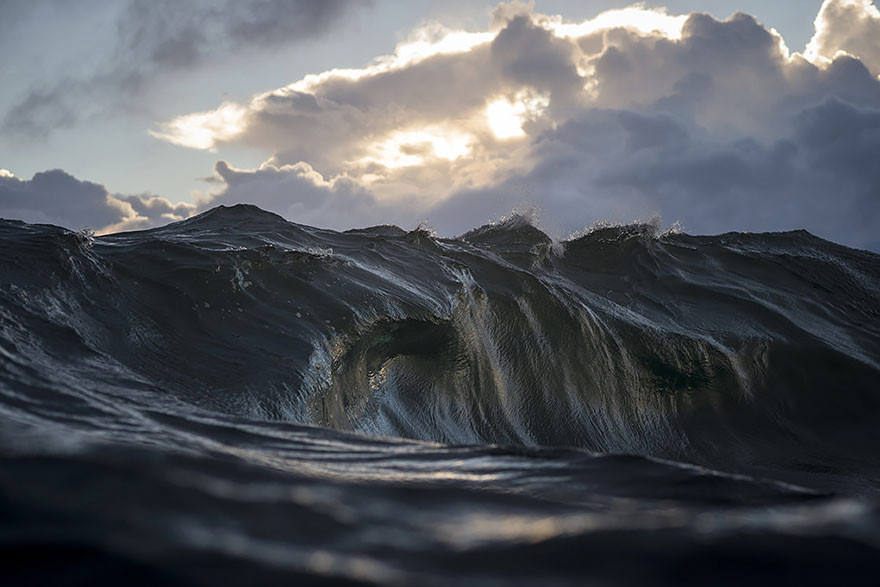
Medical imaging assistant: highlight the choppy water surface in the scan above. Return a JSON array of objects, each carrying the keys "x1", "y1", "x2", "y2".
[{"x1": 2, "y1": 205, "x2": 879, "y2": 585}]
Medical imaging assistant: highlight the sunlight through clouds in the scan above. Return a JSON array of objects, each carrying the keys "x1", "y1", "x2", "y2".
[
  {"x1": 150, "y1": 4, "x2": 696, "y2": 154},
  {"x1": 361, "y1": 128, "x2": 473, "y2": 169},
  {"x1": 149, "y1": 102, "x2": 249, "y2": 150},
  {"x1": 137, "y1": 1, "x2": 880, "y2": 251},
  {"x1": 545, "y1": 5, "x2": 687, "y2": 40},
  {"x1": 286, "y1": 27, "x2": 497, "y2": 94},
  {"x1": 486, "y1": 92, "x2": 550, "y2": 139},
  {"x1": 487, "y1": 99, "x2": 526, "y2": 139}
]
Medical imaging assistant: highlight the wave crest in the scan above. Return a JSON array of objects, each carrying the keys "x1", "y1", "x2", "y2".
[{"x1": 1, "y1": 204, "x2": 879, "y2": 489}]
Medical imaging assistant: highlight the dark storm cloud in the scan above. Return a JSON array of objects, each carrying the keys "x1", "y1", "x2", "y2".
[
  {"x1": 2, "y1": 0, "x2": 371, "y2": 136},
  {"x1": 0, "y1": 170, "x2": 194, "y2": 233}
]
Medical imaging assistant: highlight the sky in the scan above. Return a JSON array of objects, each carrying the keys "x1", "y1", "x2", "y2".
[{"x1": 1, "y1": 0, "x2": 879, "y2": 250}]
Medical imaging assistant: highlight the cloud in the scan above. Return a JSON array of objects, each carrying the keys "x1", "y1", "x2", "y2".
[
  {"x1": 119, "y1": 193, "x2": 199, "y2": 226},
  {"x1": 431, "y1": 98, "x2": 879, "y2": 241},
  {"x1": 7, "y1": 2, "x2": 877, "y2": 250},
  {"x1": 806, "y1": 0, "x2": 880, "y2": 76},
  {"x1": 222, "y1": 0, "x2": 366, "y2": 48},
  {"x1": 151, "y1": 2, "x2": 880, "y2": 250},
  {"x1": 0, "y1": 0, "x2": 91, "y2": 40},
  {"x1": 2, "y1": 0, "x2": 371, "y2": 137},
  {"x1": 112, "y1": 0, "x2": 369, "y2": 75},
  {"x1": 0, "y1": 169, "x2": 195, "y2": 234}
]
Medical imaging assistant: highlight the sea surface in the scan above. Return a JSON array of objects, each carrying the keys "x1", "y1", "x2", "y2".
[{"x1": 2, "y1": 204, "x2": 880, "y2": 585}]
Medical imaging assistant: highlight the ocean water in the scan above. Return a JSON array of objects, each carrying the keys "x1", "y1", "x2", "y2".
[{"x1": 1, "y1": 204, "x2": 879, "y2": 585}]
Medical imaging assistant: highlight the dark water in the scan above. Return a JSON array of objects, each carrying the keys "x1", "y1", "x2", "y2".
[{"x1": 2, "y1": 204, "x2": 880, "y2": 585}]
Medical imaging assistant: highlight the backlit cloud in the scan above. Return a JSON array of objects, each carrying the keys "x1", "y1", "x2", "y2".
[
  {"x1": 806, "y1": 0, "x2": 880, "y2": 76},
  {"x1": 6, "y1": 1, "x2": 880, "y2": 252}
]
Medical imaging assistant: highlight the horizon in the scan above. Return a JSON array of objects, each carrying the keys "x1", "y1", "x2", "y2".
[{"x1": 47, "y1": 201, "x2": 873, "y2": 254}]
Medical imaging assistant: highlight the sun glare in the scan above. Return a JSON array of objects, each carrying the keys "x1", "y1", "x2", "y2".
[
  {"x1": 365, "y1": 128, "x2": 472, "y2": 168},
  {"x1": 486, "y1": 93, "x2": 549, "y2": 140},
  {"x1": 487, "y1": 99, "x2": 526, "y2": 139},
  {"x1": 151, "y1": 7, "x2": 696, "y2": 154},
  {"x1": 548, "y1": 6, "x2": 688, "y2": 40}
]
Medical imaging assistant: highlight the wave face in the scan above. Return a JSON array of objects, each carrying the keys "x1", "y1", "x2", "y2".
[{"x1": 2, "y1": 204, "x2": 880, "y2": 584}]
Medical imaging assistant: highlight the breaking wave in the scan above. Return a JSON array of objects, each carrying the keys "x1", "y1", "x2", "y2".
[{"x1": 2, "y1": 204, "x2": 880, "y2": 584}]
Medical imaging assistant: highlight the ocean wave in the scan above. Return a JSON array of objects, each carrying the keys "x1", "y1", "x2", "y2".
[
  {"x1": 2, "y1": 204, "x2": 878, "y2": 487},
  {"x1": 2, "y1": 205, "x2": 880, "y2": 584}
]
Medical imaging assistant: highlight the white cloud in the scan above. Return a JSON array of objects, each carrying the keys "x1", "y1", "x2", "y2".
[
  {"x1": 149, "y1": 102, "x2": 250, "y2": 150},
  {"x1": 805, "y1": 0, "x2": 880, "y2": 76},
  {"x1": 151, "y1": 4, "x2": 690, "y2": 157},
  {"x1": 545, "y1": 5, "x2": 688, "y2": 40}
]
